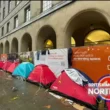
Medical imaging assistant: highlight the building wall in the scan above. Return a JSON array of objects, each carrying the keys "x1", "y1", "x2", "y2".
[{"x1": 0, "y1": 1, "x2": 110, "y2": 53}]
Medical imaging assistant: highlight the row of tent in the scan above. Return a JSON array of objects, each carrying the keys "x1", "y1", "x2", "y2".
[{"x1": 0, "y1": 61, "x2": 110, "y2": 110}]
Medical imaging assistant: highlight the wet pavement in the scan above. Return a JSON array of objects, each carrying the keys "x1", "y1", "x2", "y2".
[{"x1": 0, "y1": 70, "x2": 76, "y2": 110}]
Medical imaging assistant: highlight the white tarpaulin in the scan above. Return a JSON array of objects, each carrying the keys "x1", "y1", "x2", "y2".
[
  {"x1": 34, "y1": 49, "x2": 68, "y2": 77},
  {"x1": 64, "y1": 69, "x2": 88, "y2": 86},
  {"x1": 47, "y1": 49, "x2": 68, "y2": 77},
  {"x1": 33, "y1": 51, "x2": 47, "y2": 65}
]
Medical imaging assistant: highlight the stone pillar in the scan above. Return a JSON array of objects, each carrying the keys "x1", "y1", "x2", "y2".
[
  {"x1": 18, "y1": 39, "x2": 21, "y2": 53},
  {"x1": 9, "y1": 42, "x2": 11, "y2": 53},
  {"x1": 56, "y1": 30, "x2": 68, "y2": 49},
  {"x1": 3, "y1": 43, "x2": 5, "y2": 54}
]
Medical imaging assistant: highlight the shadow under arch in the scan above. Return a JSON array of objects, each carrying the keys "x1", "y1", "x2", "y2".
[
  {"x1": 5, "y1": 40, "x2": 10, "y2": 54},
  {"x1": 21, "y1": 33, "x2": 32, "y2": 52},
  {"x1": 0, "y1": 43, "x2": 3, "y2": 54},
  {"x1": 11, "y1": 38, "x2": 18, "y2": 53},
  {"x1": 36, "y1": 25, "x2": 56, "y2": 50}
]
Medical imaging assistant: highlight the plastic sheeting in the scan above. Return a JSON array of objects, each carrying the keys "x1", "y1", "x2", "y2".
[{"x1": 64, "y1": 69, "x2": 88, "y2": 86}]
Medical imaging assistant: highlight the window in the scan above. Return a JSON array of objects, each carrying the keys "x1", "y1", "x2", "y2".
[
  {"x1": 15, "y1": 0, "x2": 20, "y2": 6},
  {"x1": 42, "y1": 1, "x2": 52, "y2": 12},
  {"x1": 25, "y1": 6, "x2": 30, "y2": 22},
  {"x1": 3, "y1": 7, "x2": 5, "y2": 19},
  {"x1": 14, "y1": 15, "x2": 18, "y2": 28},
  {"x1": 8, "y1": 0, "x2": 12, "y2": 13},
  {"x1": 1, "y1": 27, "x2": 4, "y2": 36},
  {"x1": 7, "y1": 22, "x2": 10, "y2": 33}
]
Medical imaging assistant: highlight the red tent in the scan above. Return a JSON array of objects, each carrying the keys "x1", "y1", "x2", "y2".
[
  {"x1": 106, "y1": 102, "x2": 110, "y2": 110},
  {"x1": 50, "y1": 71, "x2": 97, "y2": 109},
  {"x1": 27, "y1": 64, "x2": 56, "y2": 87},
  {"x1": 7, "y1": 62, "x2": 19, "y2": 73},
  {"x1": 2, "y1": 61, "x2": 13, "y2": 71},
  {"x1": 0, "y1": 61, "x2": 5, "y2": 68}
]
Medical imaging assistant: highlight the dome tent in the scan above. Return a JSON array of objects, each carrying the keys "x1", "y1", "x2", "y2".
[
  {"x1": 50, "y1": 68, "x2": 97, "y2": 110},
  {"x1": 27, "y1": 64, "x2": 56, "y2": 88},
  {"x1": 2, "y1": 61, "x2": 13, "y2": 71},
  {"x1": 7, "y1": 62, "x2": 19, "y2": 73},
  {"x1": 12, "y1": 62, "x2": 34, "y2": 79},
  {"x1": 0, "y1": 61, "x2": 5, "y2": 69}
]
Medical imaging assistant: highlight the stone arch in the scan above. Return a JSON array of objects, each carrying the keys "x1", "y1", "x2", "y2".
[
  {"x1": 11, "y1": 38, "x2": 18, "y2": 53},
  {"x1": 5, "y1": 41, "x2": 9, "y2": 54},
  {"x1": 0, "y1": 43, "x2": 3, "y2": 54},
  {"x1": 65, "y1": 9, "x2": 110, "y2": 47},
  {"x1": 36, "y1": 25, "x2": 56, "y2": 50},
  {"x1": 21, "y1": 33, "x2": 32, "y2": 52}
]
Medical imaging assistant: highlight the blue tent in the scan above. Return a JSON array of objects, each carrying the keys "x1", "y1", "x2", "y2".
[{"x1": 12, "y1": 62, "x2": 34, "y2": 79}]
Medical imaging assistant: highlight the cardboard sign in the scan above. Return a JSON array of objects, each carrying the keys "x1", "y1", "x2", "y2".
[{"x1": 72, "y1": 45, "x2": 110, "y2": 82}]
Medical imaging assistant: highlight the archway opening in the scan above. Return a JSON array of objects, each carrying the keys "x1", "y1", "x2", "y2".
[
  {"x1": 0, "y1": 43, "x2": 3, "y2": 54},
  {"x1": 37, "y1": 25, "x2": 56, "y2": 50},
  {"x1": 85, "y1": 30, "x2": 110, "y2": 46},
  {"x1": 66, "y1": 10, "x2": 110, "y2": 47},
  {"x1": 21, "y1": 33, "x2": 32, "y2": 52},
  {"x1": 11, "y1": 38, "x2": 18, "y2": 53},
  {"x1": 5, "y1": 41, "x2": 9, "y2": 54}
]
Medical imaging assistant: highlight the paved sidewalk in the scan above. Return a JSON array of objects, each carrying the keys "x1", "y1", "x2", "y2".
[{"x1": 0, "y1": 70, "x2": 91, "y2": 110}]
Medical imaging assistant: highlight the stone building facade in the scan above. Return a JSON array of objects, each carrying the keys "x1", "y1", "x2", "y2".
[{"x1": 0, "y1": 0, "x2": 110, "y2": 54}]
